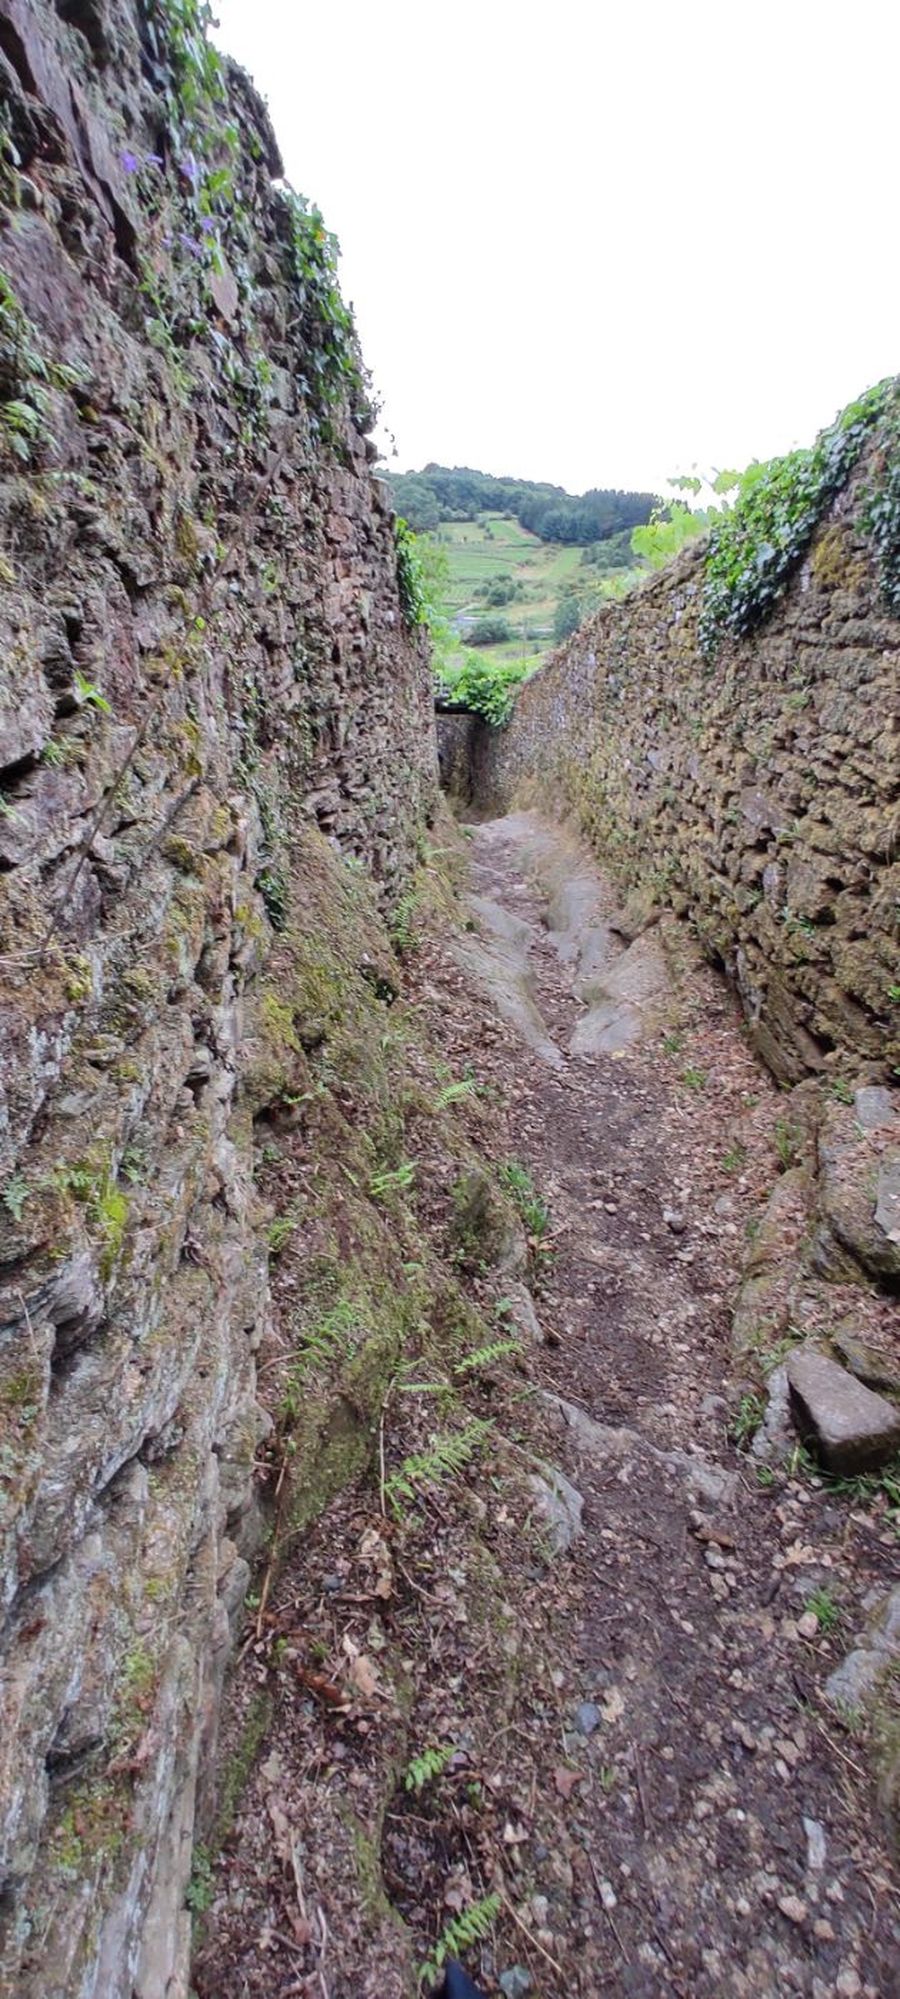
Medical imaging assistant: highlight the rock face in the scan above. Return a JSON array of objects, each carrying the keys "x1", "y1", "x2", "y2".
[
  {"x1": 0, "y1": 4, "x2": 435, "y2": 1993},
  {"x1": 443, "y1": 465, "x2": 900, "y2": 1086},
  {"x1": 815, "y1": 1090, "x2": 900, "y2": 1284},
  {"x1": 786, "y1": 1348, "x2": 900, "y2": 1474}
]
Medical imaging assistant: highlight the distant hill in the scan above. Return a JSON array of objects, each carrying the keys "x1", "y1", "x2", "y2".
[{"x1": 381, "y1": 464, "x2": 657, "y2": 546}]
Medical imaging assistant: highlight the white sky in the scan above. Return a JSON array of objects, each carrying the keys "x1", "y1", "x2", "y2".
[{"x1": 213, "y1": 0, "x2": 899, "y2": 497}]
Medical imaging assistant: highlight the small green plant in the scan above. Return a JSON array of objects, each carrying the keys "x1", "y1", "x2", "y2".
[
  {"x1": 662, "y1": 1030, "x2": 684, "y2": 1056},
  {"x1": 73, "y1": 671, "x2": 112, "y2": 714},
  {"x1": 266, "y1": 1212, "x2": 296, "y2": 1256},
  {"x1": 731, "y1": 1391, "x2": 766, "y2": 1448},
  {"x1": 454, "y1": 1337, "x2": 520, "y2": 1377},
  {"x1": 887, "y1": 984, "x2": 900, "y2": 1004},
  {"x1": 185, "y1": 1842, "x2": 215, "y2": 1915},
  {"x1": 774, "y1": 1117, "x2": 801, "y2": 1169},
  {"x1": 419, "y1": 1892, "x2": 501, "y2": 1989},
  {"x1": 435, "y1": 1078, "x2": 479, "y2": 1110},
  {"x1": 804, "y1": 1585, "x2": 841, "y2": 1633},
  {"x1": 681, "y1": 1065, "x2": 706, "y2": 1091},
  {"x1": 499, "y1": 1160, "x2": 549, "y2": 1239},
  {"x1": 385, "y1": 1420, "x2": 493, "y2": 1516},
  {"x1": 280, "y1": 1299, "x2": 360, "y2": 1412},
  {"x1": 722, "y1": 1143, "x2": 747, "y2": 1173},
  {"x1": 755, "y1": 1463, "x2": 776, "y2": 1489},
  {"x1": 405, "y1": 1743, "x2": 454, "y2": 1792},
  {"x1": 2, "y1": 1173, "x2": 29, "y2": 1223},
  {"x1": 369, "y1": 1161, "x2": 416, "y2": 1201},
  {"x1": 390, "y1": 890, "x2": 420, "y2": 957},
  {"x1": 831, "y1": 1076, "x2": 855, "y2": 1106}
]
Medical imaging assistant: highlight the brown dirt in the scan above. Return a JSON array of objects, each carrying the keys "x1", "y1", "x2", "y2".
[{"x1": 194, "y1": 810, "x2": 900, "y2": 1999}]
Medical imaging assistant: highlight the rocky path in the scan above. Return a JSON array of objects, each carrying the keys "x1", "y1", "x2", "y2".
[
  {"x1": 443, "y1": 812, "x2": 900, "y2": 1997},
  {"x1": 197, "y1": 809, "x2": 900, "y2": 1999}
]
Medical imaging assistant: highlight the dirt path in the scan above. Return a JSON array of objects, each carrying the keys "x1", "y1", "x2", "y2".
[
  {"x1": 196, "y1": 809, "x2": 900, "y2": 1999},
  {"x1": 445, "y1": 812, "x2": 900, "y2": 1997}
]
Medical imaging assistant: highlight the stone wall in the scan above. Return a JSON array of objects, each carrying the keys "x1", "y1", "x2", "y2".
[
  {"x1": 457, "y1": 450, "x2": 899, "y2": 1083},
  {"x1": 0, "y1": 4, "x2": 435, "y2": 1992}
]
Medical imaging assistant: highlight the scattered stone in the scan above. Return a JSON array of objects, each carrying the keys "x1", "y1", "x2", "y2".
[
  {"x1": 804, "y1": 1818, "x2": 827, "y2": 1874},
  {"x1": 663, "y1": 1206, "x2": 686, "y2": 1234},
  {"x1": 574, "y1": 1700, "x2": 600, "y2": 1736},
  {"x1": 786, "y1": 1346, "x2": 900, "y2": 1474},
  {"x1": 797, "y1": 1611, "x2": 820, "y2": 1640},
  {"x1": 778, "y1": 1893, "x2": 808, "y2": 1924},
  {"x1": 528, "y1": 1465, "x2": 585, "y2": 1555},
  {"x1": 499, "y1": 1966, "x2": 533, "y2": 1998},
  {"x1": 501, "y1": 1282, "x2": 544, "y2": 1345},
  {"x1": 750, "y1": 1364, "x2": 795, "y2": 1467}
]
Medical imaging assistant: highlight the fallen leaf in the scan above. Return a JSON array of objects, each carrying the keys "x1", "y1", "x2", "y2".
[
  {"x1": 601, "y1": 1687, "x2": 625, "y2": 1724},
  {"x1": 554, "y1": 1766, "x2": 582, "y2": 1800},
  {"x1": 295, "y1": 1666, "x2": 348, "y2": 1709}
]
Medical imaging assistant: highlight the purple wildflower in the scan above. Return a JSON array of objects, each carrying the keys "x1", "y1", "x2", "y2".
[
  {"x1": 179, "y1": 155, "x2": 202, "y2": 189},
  {"x1": 121, "y1": 150, "x2": 139, "y2": 174},
  {"x1": 178, "y1": 231, "x2": 203, "y2": 258},
  {"x1": 199, "y1": 215, "x2": 217, "y2": 236},
  {"x1": 145, "y1": 152, "x2": 163, "y2": 168}
]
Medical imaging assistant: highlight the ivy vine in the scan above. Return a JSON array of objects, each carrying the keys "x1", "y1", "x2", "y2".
[
  {"x1": 278, "y1": 190, "x2": 371, "y2": 435},
  {"x1": 699, "y1": 380, "x2": 892, "y2": 656},
  {"x1": 861, "y1": 383, "x2": 900, "y2": 616},
  {"x1": 394, "y1": 517, "x2": 429, "y2": 628}
]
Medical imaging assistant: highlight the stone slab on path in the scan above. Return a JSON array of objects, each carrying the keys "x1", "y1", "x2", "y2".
[{"x1": 787, "y1": 1346, "x2": 900, "y2": 1475}]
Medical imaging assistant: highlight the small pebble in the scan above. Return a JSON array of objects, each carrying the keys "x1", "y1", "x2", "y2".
[
  {"x1": 499, "y1": 1967, "x2": 533, "y2": 1999},
  {"x1": 778, "y1": 1893, "x2": 808, "y2": 1924},
  {"x1": 575, "y1": 1700, "x2": 601, "y2": 1736}
]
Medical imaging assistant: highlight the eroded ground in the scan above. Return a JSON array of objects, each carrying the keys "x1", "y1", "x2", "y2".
[{"x1": 194, "y1": 811, "x2": 900, "y2": 1999}]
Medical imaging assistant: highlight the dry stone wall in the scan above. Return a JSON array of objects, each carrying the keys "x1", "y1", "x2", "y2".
[
  {"x1": 0, "y1": 4, "x2": 435, "y2": 1993},
  {"x1": 460, "y1": 453, "x2": 899, "y2": 1085}
]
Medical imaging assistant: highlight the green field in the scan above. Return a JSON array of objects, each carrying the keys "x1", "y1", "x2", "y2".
[{"x1": 428, "y1": 513, "x2": 586, "y2": 671}]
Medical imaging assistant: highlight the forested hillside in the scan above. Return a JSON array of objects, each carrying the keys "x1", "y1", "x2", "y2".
[{"x1": 383, "y1": 463, "x2": 656, "y2": 544}]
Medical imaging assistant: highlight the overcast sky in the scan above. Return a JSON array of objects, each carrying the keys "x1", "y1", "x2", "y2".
[{"x1": 213, "y1": 0, "x2": 899, "y2": 498}]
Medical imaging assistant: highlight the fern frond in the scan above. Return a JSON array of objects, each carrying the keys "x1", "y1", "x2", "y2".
[
  {"x1": 385, "y1": 1420, "x2": 493, "y2": 1515},
  {"x1": 454, "y1": 1337, "x2": 520, "y2": 1377},
  {"x1": 404, "y1": 1742, "x2": 454, "y2": 1792},
  {"x1": 435, "y1": 1078, "x2": 478, "y2": 1109},
  {"x1": 419, "y1": 1892, "x2": 501, "y2": 1985}
]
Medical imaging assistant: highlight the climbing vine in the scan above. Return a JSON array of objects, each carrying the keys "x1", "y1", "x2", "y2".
[
  {"x1": 395, "y1": 517, "x2": 429, "y2": 628},
  {"x1": 279, "y1": 189, "x2": 370, "y2": 432},
  {"x1": 699, "y1": 381, "x2": 892, "y2": 656},
  {"x1": 861, "y1": 383, "x2": 900, "y2": 616}
]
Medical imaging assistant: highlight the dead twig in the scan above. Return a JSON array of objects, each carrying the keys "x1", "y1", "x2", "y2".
[{"x1": 500, "y1": 1892, "x2": 565, "y2": 1978}]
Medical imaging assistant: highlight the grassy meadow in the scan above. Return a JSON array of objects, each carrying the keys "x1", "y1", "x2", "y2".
[{"x1": 428, "y1": 513, "x2": 585, "y2": 672}]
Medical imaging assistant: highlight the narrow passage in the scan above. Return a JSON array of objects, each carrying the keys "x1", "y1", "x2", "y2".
[
  {"x1": 443, "y1": 810, "x2": 899, "y2": 1998},
  {"x1": 199, "y1": 809, "x2": 900, "y2": 1999}
]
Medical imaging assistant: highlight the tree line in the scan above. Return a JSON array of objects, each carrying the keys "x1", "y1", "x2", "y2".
[{"x1": 381, "y1": 464, "x2": 657, "y2": 545}]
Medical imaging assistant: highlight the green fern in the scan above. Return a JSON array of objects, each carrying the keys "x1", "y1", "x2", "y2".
[
  {"x1": 454, "y1": 1338, "x2": 520, "y2": 1377},
  {"x1": 385, "y1": 1419, "x2": 493, "y2": 1515},
  {"x1": 420, "y1": 1892, "x2": 501, "y2": 1986},
  {"x1": 369, "y1": 1160, "x2": 416, "y2": 1200},
  {"x1": 404, "y1": 1742, "x2": 454, "y2": 1792},
  {"x1": 435, "y1": 1078, "x2": 478, "y2": 1110}
]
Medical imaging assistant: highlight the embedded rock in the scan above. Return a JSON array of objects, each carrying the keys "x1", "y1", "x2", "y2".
[
  {"x1": 816, "y1": 1094, "x2": 900, "y2": 1284},
  {"x1": 528, "y1": 1464, "x2": 584, "y2": 1555},
  {"x1": 786, "y1": 1347, "x2": 900, "y2": 1474}
]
